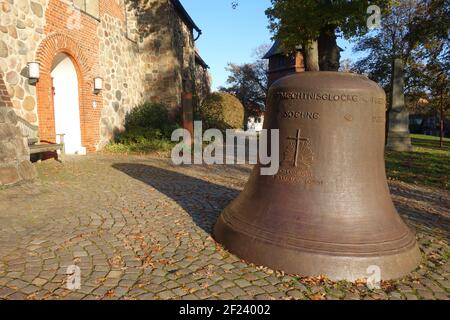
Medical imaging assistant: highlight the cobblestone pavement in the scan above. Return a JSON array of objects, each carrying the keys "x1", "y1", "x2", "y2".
[{"x1": 0, "y1": 154, "x2": 448, "y2": 300}]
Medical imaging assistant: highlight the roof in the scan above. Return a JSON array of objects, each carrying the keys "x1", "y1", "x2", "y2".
[
  {"x1": 171, "y1": 0, "x2": 201, "y2": 34},
  {"x1": 262, "y1": 40, "x2": 303, "y2": 59},
  {"x1": 262, "y1": 40, "x2": 284, "y2": 59},
  {"x1": 195, "y1": 51, "x2": 209, "y2": 69}
]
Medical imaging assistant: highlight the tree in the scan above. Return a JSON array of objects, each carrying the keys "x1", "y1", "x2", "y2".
[
  {"x1": 424, "y1": 56, "x2": 450, "y2": 146},
  {"x1": 409, "y1": 0, "x2": 449, "y2": 146},
  {"x1": 219, "y1": 63, "x2": 268, "y2": 119},
  {"x1": 265, "y1": 0, "x2": 391, "y2": 71},
  {"x1": 353, "y1": 0, "x2": 449, "y2": 144},
  {"x1": 339, "y1": 58, "x2": 355, "y2": 72},
  {"x1": 219, "y1": 45, "x2": 269, "y2": 120},
  {"x1": 352, "y1": 1, "x2": 429, "y2": 97}
]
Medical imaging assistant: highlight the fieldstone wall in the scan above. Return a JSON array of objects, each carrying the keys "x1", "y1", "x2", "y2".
[
  {"x1": 132, "y1": 0, "x2": 183, "y2": 112},
  {"x1": 97, "y1": 0, "x2": 210, "y2": 147},
  {"x1": 0, "y1": 0, "x2": 47, "y2": 125},
  {"x1": 97, "y1": 11, "x2": 144, "y2": 148},
  {"x1": 171, "y1": 4, "x2": 196, "y2": 95},
  {"x1": 194, "y1": 62, "x2": 211, "y2": 107},
  {"x1": 0, "y1": 72, "x2": 36, "y2": 186},
  {"x1": 130, "y1": 0, "x2": 209, "y2": 111}
]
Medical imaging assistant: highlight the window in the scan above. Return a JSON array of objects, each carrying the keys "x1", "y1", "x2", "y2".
[{"x1": 73, "y1": 0, "x2": 99, "y2": 19}]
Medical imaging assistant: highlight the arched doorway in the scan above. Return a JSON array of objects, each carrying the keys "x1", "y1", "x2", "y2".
[
  {"x1": 51, "y1": 53, "x2": 85, "y2": 155},
  {"x1": 36, "y1": 33, "x2": 101, "y2": 153}
]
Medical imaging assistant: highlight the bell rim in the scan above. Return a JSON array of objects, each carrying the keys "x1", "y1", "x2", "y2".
[
  {"x1": 219, "y1": 208, "x2": 419, "y2": 257},
  {"x1": 214, "y1": 214, "x2": 422, "y2": 281}
]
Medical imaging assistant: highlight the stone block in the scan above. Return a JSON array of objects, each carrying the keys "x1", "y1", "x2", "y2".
[
  {"x1": 0, "y1": 141, "x2": 17, "y2": 162},
  {"x1": 14, "y1": 85, "x2": 24, "y2": 99},
  {"x1": 0, "y1": 40, "x2": 8, "y2": 58},
  {"x1": 16, "y1": 20, "x2": 26, "y2": 30},
  {"x1": 8, "y1": 26, "x2": 17, "y2": 39},
  {"x1": 5, "y1": 109, "x2": 17, "y2": 125},
  {"x1": 5, "y1": 71, "x2": 19, "y2": 85},
  {"x1": 24, "y1": 112, "x2": 37, "y2": 123},
  {"x1": 23, "y1": 96, "x2": 35, "y2": 111},
  {"x1": 30, "y1": 2, "x2": 43, "y2": 17},
  {"x1": 0, "y1": 123, "x2": 15, "y2": 139},
  {"x1": 17, "y1": 40, "x2": 27, "y2": 55},
  {"x1": 14, "y1": 137, "x2": 30, "y2": 158},
  {"x1": 0, "y1": 166, "x2": 20, "y2": 185},
  {"x1": 386, "y1": 131, "x2": 413, "y2": 152}
]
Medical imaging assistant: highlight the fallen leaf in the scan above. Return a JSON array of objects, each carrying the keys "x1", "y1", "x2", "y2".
[
  {"x1": 309, "y1": 293, "x2": 326, "y2": 300},
  {"x1": 104, "y1": 290, "x2": 115, "y2": 298}
]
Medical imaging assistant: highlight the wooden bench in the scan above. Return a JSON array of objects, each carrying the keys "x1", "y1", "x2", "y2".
[
  {"x1": 29, "y1": 134, "x2": 66, "y2": 163},
  {"x1": 17, "y1": 117, "x2": 66, "y2": 163}
]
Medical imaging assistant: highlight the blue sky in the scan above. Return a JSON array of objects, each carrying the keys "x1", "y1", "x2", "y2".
[{"x1": 182, "y1": 0, "x2": 359, "y2": 90}]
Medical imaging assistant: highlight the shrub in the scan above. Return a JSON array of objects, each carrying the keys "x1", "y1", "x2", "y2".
[
  {"x1": 114, "y1": 127, "x2": 164, "y2": 144},
  {"x1": 124, "y1": 102, "x2": 179, "y2": 139},
  {"x1": 106, "y1": 102, "x2": 179, "y2": 154},
  {"x1": 200, "y1": 92, "x2": 244, "y2": 130},
  {"x1": 104, "y1": 138, "x2": 173, "y2": 154}
]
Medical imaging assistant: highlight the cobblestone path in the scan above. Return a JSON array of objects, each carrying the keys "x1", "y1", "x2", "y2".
[{"x1": 0, "y1": 155, "x2": 448, "y2": 300}]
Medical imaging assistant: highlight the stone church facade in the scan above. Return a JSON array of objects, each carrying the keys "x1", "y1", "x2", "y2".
[{"x1": 0, "y1": 0, "x2": 211, "y2": 157}]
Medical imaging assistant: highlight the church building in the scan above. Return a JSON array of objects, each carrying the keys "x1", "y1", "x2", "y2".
[{"x1": 0, "y1": 0, "x2": 210, "y2": 157}]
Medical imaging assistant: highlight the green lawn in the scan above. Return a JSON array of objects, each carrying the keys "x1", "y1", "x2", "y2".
[{"x1": 385, "y1": 134, "x2": 450, "y2": 190}]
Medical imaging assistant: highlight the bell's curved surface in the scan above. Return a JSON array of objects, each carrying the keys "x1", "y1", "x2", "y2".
[{"x1": 214, "y1": 72, "x2": 421, "y2": 281}]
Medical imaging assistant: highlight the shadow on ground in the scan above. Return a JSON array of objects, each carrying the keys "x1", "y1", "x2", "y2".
[
  {"x1": 112, "y1": 163, "x2": 240, "y2": 234},
  {"x1": 394, "y1": 200, "x2": 450, "y2": 241},
  {"x1": 112, "y1": 162, "x2": 449, "y2": 240}
]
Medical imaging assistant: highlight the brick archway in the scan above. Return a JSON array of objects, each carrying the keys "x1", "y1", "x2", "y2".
[{"x1": 35, "y1": 33, "x2": 100, "y2": 151}]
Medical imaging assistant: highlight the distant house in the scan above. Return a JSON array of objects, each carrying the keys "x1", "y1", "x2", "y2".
[{"x1": 408, "y1": 98, "x2": 449, "y2": 137}]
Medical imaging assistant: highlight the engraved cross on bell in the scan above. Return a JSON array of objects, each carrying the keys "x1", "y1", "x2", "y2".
[{"x1": 285, "y1": 129, "x2": 309, "y2": 167}]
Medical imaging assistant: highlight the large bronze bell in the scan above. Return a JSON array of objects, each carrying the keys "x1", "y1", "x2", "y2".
[{"x1": 214, "y1": 72, "x2": 421, "y2": 281}]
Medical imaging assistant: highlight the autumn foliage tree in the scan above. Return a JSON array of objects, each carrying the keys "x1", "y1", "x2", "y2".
[
  {"x1": 353, "y1": 1, "x2": 429, "y2": 96},
  {"x1": 219, "y1": 63, "x2": 267, "y2": 118},
  {"x1": 410, "y1": 0, "x2": 449, "y2": 145},
  {"x1": 353, "y1": 0, "x2": 449, "y2": 143},
  {"x1": 219, "y1": 45, "x2": 270, "y2": 120}
]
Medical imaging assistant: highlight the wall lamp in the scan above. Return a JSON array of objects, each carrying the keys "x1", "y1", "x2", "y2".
[
  {"x1": 27, "y1": 62, "x2": 40, "y2": 84},
  {"x1": 94, "y1": 77, "x2": 103, "y2": 94}
]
